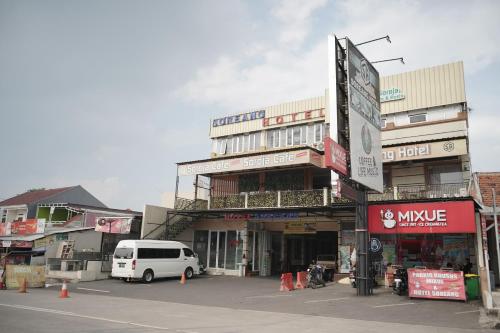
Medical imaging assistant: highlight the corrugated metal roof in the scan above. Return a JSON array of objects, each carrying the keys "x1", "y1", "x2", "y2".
[
  {"x1": 0, "y1": 186, "x2": 75, "y2": 206},
  {"x1": 381, "y1": 61, "x2": 466, "y2": 114}
]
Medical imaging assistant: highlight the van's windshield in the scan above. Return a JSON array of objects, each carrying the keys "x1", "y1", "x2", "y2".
[{"x1": 114, "y1": 247, "x2": 134, "y2": 259}]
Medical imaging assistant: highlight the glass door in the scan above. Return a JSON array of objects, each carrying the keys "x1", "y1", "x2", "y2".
[
  {"x1": 218, "y1": 231, "x2": 226, "y2": 269},
  {"x1": 208, "y1": 231, "x2": 227, "y2": 269}
]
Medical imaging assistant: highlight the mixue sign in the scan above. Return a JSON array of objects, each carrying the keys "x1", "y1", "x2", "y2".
[
  {"x1": 368, "y1": 201, "x2": 475, "y2": 234},
  {"x1": 408, "y1": 268, "x2": 466, "y2": 301}
]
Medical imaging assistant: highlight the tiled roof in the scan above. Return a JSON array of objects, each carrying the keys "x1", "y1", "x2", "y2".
[
  {"x1": 0, "y1": 186, "x2": 75, "y2": 206},
  {"x1": 477, "y1": 173, "x2": 500, "y2": 207}
]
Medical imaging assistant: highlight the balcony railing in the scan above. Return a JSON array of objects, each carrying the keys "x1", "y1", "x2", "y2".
[{"x1": 368, "y1": 183, "x2": 469, "y2": 202}]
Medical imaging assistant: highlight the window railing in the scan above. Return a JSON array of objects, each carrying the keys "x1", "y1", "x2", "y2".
[{"x1": 368, "y1": 183, "x2": 469, "y2": 201}]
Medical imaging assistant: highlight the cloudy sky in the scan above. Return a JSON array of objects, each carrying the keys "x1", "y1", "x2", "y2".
[{"x1": 1, "y1": 0, "x2": 499, "y2": 210}]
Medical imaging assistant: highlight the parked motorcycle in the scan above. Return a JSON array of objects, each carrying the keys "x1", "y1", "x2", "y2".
[
  {"x1": 349, "y1": 265, "x2": 378, "y2": 289},
  {"x1": 393, "y1": 266, "x2": 408, "y2": 296},
  {"x1": 349, "y1": 267, "x2": 356, "y2": 288},
  {"x1": 307, "y1": 263, "x2": 326, "y2": 289}
]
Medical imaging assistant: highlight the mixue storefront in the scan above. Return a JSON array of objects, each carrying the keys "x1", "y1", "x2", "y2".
[{"x1": 368, "y1": 200, "x2": 477, "y2": 278}]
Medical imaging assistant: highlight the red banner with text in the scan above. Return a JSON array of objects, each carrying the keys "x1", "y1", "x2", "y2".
[
  {"x1": 368, "y1": 201, "x2": 475, "y2": 234},
  {"x1": 408, "y1": 268, "x2": 466, "y2": 301}
]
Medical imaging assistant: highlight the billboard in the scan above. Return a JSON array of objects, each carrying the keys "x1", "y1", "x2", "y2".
[
  {"x1": 1, "y1": 219, "x2": 45, "y2": 236},
  {"x1": 95, "y1": 217, "x2": 132, "y2": 234},
  {"x1": 368, "y1": 201, "x2": 476, "y2": 234},
  {"x1": 346, "y1": 38, "x2": 383, "y2": 192}
]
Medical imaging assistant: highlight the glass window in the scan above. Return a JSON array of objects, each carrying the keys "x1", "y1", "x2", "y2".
[
  {"x1": 409, "y1": 113, "x2": 426, "y2": 124},
  {"x1": 286, "y1": 127, "x2": 293, "y2": 146},
  {"x1": 193, "y1": 230, "x2": 209, "y2": 267},
  {"x1": 300, "y1": 125, "x2": 307, "y2": 144},
  {"x1": 280, "y1": 128, "x2": 286, "y2": 147},
  {"x1": 137, "y1": 248, "x2": 181, "y2": 259},
  {"x1": 227, "y1": 137, "x2": 233, "y2": 154},
  {"x1": 226, "y1": 231, "x2": 237, "y2": 270},
  {"x1": 255, "y1": 132, "x2": 261, "y2": 150},
  {"x1": 314, "y1": 123, "x2": 322, "y2": 142},
  {"x1": 266, "y1": 131, "x2": 274, "y2": 149},
  {"x1": 293, "y1": 126, "x2": 301, "y2": 145},
  {"x1": 114, "y1": 247, "x2": 133, "y2": 259},
  {"x1": 183, "y1": 248, "x2": 195, "y2": 258},
  {"x1": 237, "y1": 136, "x2": 243, "y2": 153},
  {"x1": 381, "y1": 118, "x2": 386, "y2": 128},
  {"x1": 243, "y1": 135, "x2": 249, "y2": 152},
  {"x1": 218, "y1": 139, "x2": 227, "y2": 155},
  {"x1": 429, "y1": 164, "x2": 463, "y2": 184}
]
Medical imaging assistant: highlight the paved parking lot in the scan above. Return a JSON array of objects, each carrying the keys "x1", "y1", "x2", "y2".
[{"x1": 43, "y1": 275, "x2": 483, "y2": 330}]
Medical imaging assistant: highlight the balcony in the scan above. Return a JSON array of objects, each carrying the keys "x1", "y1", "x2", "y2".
[
  {"x1": 367, "y1": 183, "x2": 470, "y2": 202},
  {"x1": 208, "y1": 189, "x2": 350, "y2": 210},
  {"x1": 174, "y1": 183, "x2": 470, "y2": 211}
]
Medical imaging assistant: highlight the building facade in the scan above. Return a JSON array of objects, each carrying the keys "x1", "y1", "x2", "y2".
[{"x1": 154, "y1": 61, "x2": 477, "y2": 279}]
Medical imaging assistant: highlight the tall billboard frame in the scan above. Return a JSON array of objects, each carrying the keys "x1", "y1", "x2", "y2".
[{"x1": 345, "y1": 37, "x2": 383, "y2": 193}]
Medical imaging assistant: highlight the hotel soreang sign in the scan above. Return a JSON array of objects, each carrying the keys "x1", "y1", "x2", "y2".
[
  {"x1": 368, "y1": 201, "x2": 475, "y2": 234},
  {"x1": 212, "y1": 110, "x2": 265, "y2": 127},
  {"x1": 262, "y1": 108, "x2": 325, "y2": 127},
  {"x1": 408, "y1": 268, "x2": 466, "y2": 301},
  {"x1": 179, "y1": 149, "x2": 323, "y2": 176},
  {"x1": 382, "y1": 139, "x2": 467, "y2": 163}
]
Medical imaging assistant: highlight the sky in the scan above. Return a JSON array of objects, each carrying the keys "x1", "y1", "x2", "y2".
[{"x1": 1, "y1": 0, "x2": 499, "y2": 210}]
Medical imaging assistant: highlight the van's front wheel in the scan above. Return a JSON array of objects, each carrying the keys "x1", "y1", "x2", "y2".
[
  {"x1": 142, "y1": 269, "x2": 154, "y2": 283},
  {"x1": 185, "y1": 267, "x2": 194, "y2": 279}
]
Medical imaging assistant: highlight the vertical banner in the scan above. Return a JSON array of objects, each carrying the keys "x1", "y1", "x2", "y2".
[
  {"x1": 324, "y1": 136, "x2": 348, "y2": 175},
  {"x1": 339, "y1": 245, "x2": 351, "y2": 273},
  {"x1": 407, "y1": 268, "x2": 466, "y2": 301},
  {"x1": 346, "y1": 38, "x2": 383, "y2": 192}
]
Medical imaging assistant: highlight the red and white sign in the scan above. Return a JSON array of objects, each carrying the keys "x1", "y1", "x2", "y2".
[
  {"x1": 10, "y1": 219, "x2": 45, "y2": 236},
  {"x1": 95, "y1": 217, "x2": 132, "y2": 234},
  {"x1": 368, "y1": 201, "x2": 475, "y2": 234},
  {"x1": 408, "y1": 268, "x2": 466, "y2": 301},
  {"x1": 324, "y1": 136, "x2": 348, "y2": 176}
]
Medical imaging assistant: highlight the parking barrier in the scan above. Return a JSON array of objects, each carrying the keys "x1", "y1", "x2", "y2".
[
  {"x1": 296, "y1": 271, "x2": 308, "y2": 289},
  {"x1": 280, "y1": 273, "x2": 294, "y2": 291}
]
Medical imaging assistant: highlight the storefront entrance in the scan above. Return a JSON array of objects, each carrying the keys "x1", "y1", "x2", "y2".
[{"x1": 283, "y1": 231, "x2": 337, "y2": 273}]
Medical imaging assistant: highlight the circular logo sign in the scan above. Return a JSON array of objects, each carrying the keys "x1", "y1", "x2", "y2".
[
  {"x1": 360, "y1": 59, "x2": 370, "y2": 85},
  {"x1": 443, "y1": 141, "x2": 455, "y2": 152},
  {"x1": 370, "y1": 238, "x2": 382, "y2": 253},
  {"x1": 361, "y1": 123, "x2": 372, "y2": 154},
  {"x1": 97, "y1": 218, "x2": 107, "y2": 226}
]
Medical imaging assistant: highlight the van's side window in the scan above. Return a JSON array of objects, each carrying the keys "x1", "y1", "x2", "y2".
[
  {"x1": 138, "y1": 248, "x2": 181, "y2": 259},
  {"x1": 183, "y1": 248, "x2": 195, "y2": 257}
]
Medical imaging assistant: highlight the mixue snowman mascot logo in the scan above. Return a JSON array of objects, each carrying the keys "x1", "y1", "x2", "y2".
[{"x1": 380, "y1": 209, "x2": 396, "y2": 229}]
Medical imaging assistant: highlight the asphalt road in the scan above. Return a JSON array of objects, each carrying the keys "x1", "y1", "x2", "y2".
[{"x1": 0, "y1": 276, "x2": 492, "y2": 333}]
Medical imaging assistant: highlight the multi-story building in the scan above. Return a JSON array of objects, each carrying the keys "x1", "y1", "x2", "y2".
[{"x1": 147, "y1": 61, "x2": 478, "y2": 280}]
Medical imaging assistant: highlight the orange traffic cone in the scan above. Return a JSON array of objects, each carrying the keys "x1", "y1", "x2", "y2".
[
  {"x1": 59, "y1": 280, "x2": 69, "y2": 298},
  {"x1": 180, "y1": 272, "x2": 186, "y2": 285},
  {"x1": 18, "y1": 277, "x2": 27, "y2": 293}
]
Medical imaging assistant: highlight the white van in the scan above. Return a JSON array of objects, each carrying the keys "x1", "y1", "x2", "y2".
[{"x1": 111, "y1": 240, "x2": 200, "y2": 283}]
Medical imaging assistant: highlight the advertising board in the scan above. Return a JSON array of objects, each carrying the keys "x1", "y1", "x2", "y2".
[
  {"x1": 368, "y1": 201, "x2": 476, "y2": 234},
  {"x1": 346, "y1": 38, "x2": 383, "y2": 192},
  {"x1": 324, "y1": 136, "x2": 347, "y2": 176},
  {"x1": 407, "y1": 268, "x2": 466, "y2": 301},
  {"x1": 95, "y1": 217, "x2": 132, "y2": 234},
  {"x1": 179, "y1": 149, "x2": 323, "y2": 176}
]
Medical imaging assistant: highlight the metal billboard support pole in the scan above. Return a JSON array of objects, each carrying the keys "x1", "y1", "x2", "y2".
[{"x1": 356, "y1": 188, "x2": 369, "y2": 296}]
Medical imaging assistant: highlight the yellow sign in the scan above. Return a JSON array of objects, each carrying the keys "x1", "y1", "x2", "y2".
[
  {"x1": 5, "y1": 265, "x2": 45, "y2": 289},
  {"x1": 284, "y1": 221, "x2": 317, "y2": 234}
]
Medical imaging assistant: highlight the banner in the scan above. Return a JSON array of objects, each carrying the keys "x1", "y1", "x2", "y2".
[
  {"x1": 346, "y1": 38, "x2": 383, "y2": 192},
  {"x1": 10, "y1": 219, "x2": 45, "y2": 236},
  {"x1": 339, "y1": 245, "x2": 351, "y2": 273},
  {"x1": 5, "y1": 265, "x2": 45, "y2": 289},
  {"x1": 95, "y1": 217, "x2": 132, "y2": 234},
  {"x1": 0, "y1": 222, "x2": 12, "y2": 236},
  {"x1": 368, "y1": 201, "x2": 476, "y2": 234},
  {"x1": 284, "y1": 221, "x2": 317, "y2": 234},
  {"x1": 408, "y1": 268, "x2": 466, "y2": 301},
  {"x1": 324, "y1": 136, "x2": 348, "y2": 176}
]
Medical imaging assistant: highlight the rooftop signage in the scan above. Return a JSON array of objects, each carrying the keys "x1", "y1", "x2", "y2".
[
  {"x1": 381, "y1": 87, "x2": 405, "y2": 102},
  {"x1": 178, "y1": 149, "x2": 323, "y2": 176},
  {"x1": 262, "y1": 108, "x2": 325, "y2": 127},
  {"x1": 382, "y1": 139, "x2": 466, "y2": 163},
  {"x1": 212, "y1": 110, "x2": 265, "y2": 127}
]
